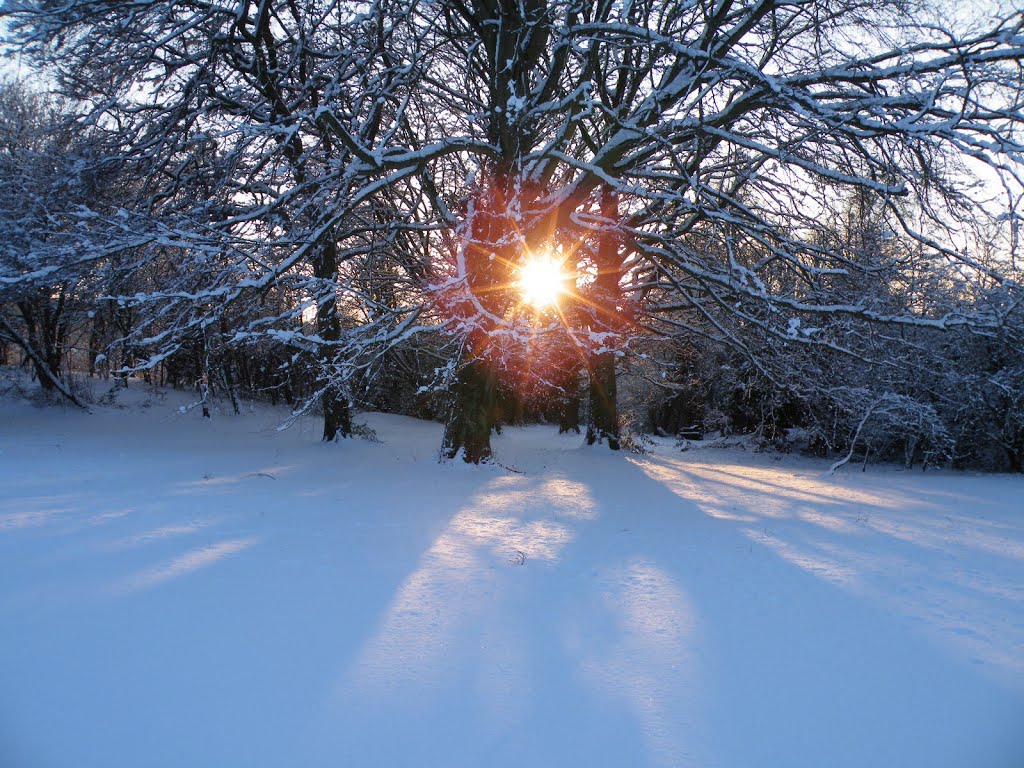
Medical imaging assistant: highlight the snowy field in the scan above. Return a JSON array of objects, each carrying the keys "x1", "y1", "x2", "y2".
[{"x1": 1, "y1": 380, "x2": 1023, "y2": 768}]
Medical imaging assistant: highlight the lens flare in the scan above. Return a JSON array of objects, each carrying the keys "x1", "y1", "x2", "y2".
[{"x1": 518, "y1": 254, "x2": 567, "y2": 308}]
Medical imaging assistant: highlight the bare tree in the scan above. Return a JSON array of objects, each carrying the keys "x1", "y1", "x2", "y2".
[
  {"x1": 4, "y1": 0, "x2": 1024, "y2": 464},
  {"x1": 0, "y1": 79, "x2": 110, "y2": 405},
  {"x1": 3, "y1": 0, "x2": 440, "y2": 438},
  {"x1": 420, "y1": 0, "x2": 1024, "y2": 460}
]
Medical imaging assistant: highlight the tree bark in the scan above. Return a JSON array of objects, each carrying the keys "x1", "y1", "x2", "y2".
[
  {"x1": 586, "y1": 351, "x2": 620, "y2": 449},
  {"x1": 442, "y1": 353, "x2": 498, "y2": 463},
  {"x1": 585, "y1": 188, "x2": 622, "y2": 450},
  {"x1": 17, "y1": 293, "x2": 66, "y2": 396},
  {"x1": 322, "y1": 382, "x2": 353, "y2": 442},
  {"x1": 313, "y1": 239, "x2": 353, "y2": 442},
  {"x1": 439, "y1": 168, "x2": 517, "y2": 463},
  {"x1": 558, "y1": 393, "x2": 581, "y2": 434}
]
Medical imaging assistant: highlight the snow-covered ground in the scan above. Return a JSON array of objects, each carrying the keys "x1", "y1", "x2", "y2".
[{"x1": 1, "y1": 380, "x2": 1023, "y2": 768}]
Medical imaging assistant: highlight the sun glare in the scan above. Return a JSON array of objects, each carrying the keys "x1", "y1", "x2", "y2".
[{"x1": 518, "y1": 254, "x2": 567, "y2": 308}]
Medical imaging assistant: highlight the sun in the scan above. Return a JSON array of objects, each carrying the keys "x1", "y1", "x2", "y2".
[{"x1": 517, "y1": 253, "x2": 568, "y2": 308}]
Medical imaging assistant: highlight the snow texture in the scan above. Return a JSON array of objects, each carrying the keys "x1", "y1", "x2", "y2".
[{"x1": 1, "y1": 384, "x2": 1022, "y2": 768}]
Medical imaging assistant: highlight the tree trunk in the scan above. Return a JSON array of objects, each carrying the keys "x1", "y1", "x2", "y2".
[
  {"x1": 218, "y1": 319, "x2": 241, "y2": 415},
  {"x1": 322, "y1": 382, "x2": 353, "y2": 442},
  {"x1": 17, "y1": 294, "x2": 67, "y2": 397},
  {"x1": 585, "y1": 188, "x2": 621, "y2": 450},
  {"x1": 586, "y1": 351, "x2": 620, "y2": 449},
  {"x1": 196, "y1": 333, "x2": 211, "y2": 418},
  {"x1": 439, "y1": 165, "x2": 516, "y2": 463},
  {"x1": 313, "y1": 238, "x2": 352, "y2": 442},
  {"x1": 558, "y1": 393, "x2": 581, "y2": 434},
  {"x1": 88, "y1": 307, "x2": 108, "y2": 378},
  {"x1": 0, "y1": 311, "x2": 85, "y2": 407},
  {"x1": 442, "y1": 354, "x2": 498, "y2": 463},
  {"x1": 1006, "y1": 445, "x2": 1023, "y2": 474}
]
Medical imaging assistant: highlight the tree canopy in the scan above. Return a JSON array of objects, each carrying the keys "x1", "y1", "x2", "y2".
[{"x1": 2, "y1": 0, "x2": 1023, "y2": 468}]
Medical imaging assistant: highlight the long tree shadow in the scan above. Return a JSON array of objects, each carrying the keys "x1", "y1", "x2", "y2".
[
  {"x1": 0, "y1": 425, "x2": 474, "y2": 768},
  {"x1": 634, "y1": 451, "x2": 1024, "y2": 767},
  {"x1": 643, "y1": 453, "x2": 1024, "y2": 674},
  {"x1": 326, "y1": 444, "x2": 1024, "y2": 768},
  {"x1": 4, "y1": 421, "x2": 1023, "y2": 768}
]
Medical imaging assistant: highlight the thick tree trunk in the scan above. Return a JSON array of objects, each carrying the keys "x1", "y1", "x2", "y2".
[
  {"x1": 16, "y1": 294, "x2": 68, "y2": 398},
  {"x1": 40, "y1": 340, "x2": 63, "y2": 393},
  {"x1": 313, "y1": 239, "x2": 352, "y2": 442},
  {"x1": 441, "y1": 355, "x2": 498, "y2": 463},
  {"x1": 322, "y1": 383, "x2": 353, "y2": 442},
  {"x1": 439, "y1": 164, "x2": 516, "y2": 463},
  {"x1": 585, "y1": 188, "x2": 621, "y2": 450},
  {"x1": 34, "y1": 358, "x2": 57, "y2": 392},
  {"x1": 586, "y1": 351, "x2": 620, "y2": 449},
  {"x1": 558, "y1": 393, "x2": 581, "y2": 434}
]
